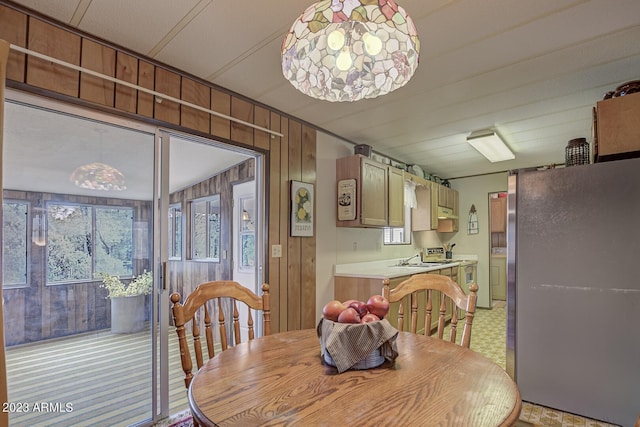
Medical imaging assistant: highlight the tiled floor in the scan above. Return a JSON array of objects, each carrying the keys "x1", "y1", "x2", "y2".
[
  {"x1": 519, "y1": 402, "x2": 620, "y2": 427},
  {"x1": 467, "y1": 301, "x2": 620, "y2": 427}
]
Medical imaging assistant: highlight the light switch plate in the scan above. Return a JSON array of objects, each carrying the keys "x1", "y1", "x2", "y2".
[{"x1": 271, "y1": 244, "x2": 282, "y2": 258}]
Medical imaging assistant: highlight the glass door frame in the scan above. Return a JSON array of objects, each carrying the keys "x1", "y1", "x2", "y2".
[
  {"x1": 3, "y1": 90, "x2": 266, "y2": 425},
  {"x1": 156, "y1": 129, "x2": 170, "y2": 421},
  {"x1": 4, "y1": 89, "x2": 166, "y2": 425}
]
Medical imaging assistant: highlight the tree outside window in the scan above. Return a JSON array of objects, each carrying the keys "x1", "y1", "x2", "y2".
[
  {"x1": 47, "y1": 204, "x2": 133, "y2": 283},
  {"x1": 2, "y1": 201, "x2": 28, "y2": 287},
  {"x1": 169, "y1": 204, "x2": 182, "y2": 259},
  {"x1": 191, "y1": 195, "x2": 220, "y2": 261}
]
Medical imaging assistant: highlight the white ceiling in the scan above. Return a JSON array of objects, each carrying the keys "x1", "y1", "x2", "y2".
[
  {"x1": 8, "y1": 0, "x2": 640, "y2": 179},
  {"x1": 3, "y1": 99, "x2": 252, "y2": 200}
]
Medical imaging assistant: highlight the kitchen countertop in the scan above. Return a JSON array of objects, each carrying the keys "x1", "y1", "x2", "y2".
[{"x1": 335, "y1": 256, "x2": 477, "y2": 280}]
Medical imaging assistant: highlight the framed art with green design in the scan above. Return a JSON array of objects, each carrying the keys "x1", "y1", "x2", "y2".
[{"x1": 290, "y1": 180, "x2": 314, "y2": 237}]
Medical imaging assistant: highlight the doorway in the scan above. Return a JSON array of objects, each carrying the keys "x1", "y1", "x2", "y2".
[
  {"x1": 1, "y1": 90, "x2": 264, "y2": 425},
  {"x1": 489, "y1": 191, "x2": 508, "y2": 304},
  {"x1": 2, "y1": 94, "x2": 159, "y2": 426},
  {"x1": 232, "y1": 180, "x2": 259, "y2": 339}
]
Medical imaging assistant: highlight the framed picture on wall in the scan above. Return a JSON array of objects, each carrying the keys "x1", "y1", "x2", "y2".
[{"x1": 290, "y1": 180, "x2": 314, "y2": 237}]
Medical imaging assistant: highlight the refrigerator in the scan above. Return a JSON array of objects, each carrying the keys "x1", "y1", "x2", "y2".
[{"x1": 507, "y1": 157, "x2": 640, "y2": 427}]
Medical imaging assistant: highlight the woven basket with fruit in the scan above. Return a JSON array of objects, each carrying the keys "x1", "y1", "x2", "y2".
[{"x1": 317, "y1": 294, "x2": 398, "y2": 373}]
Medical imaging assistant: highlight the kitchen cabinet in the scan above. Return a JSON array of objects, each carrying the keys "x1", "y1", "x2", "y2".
[
  {"x1": 490, "y1": 255, "x2": 507, "y2": 300},
  {"x1": 411, "y1": 177, "x2": 438, "y2": 231},
  {"x1": 438, "y1": 185, "x2": 456, "y2": 209},
  {"x1": 336, "y1": 155, "x2": 404, "y2": 228},
  {"x1": 412, "y1": 181, "x2": 459, "y2": 232},
  {"x1": 388, "y1": 166, "x2": 405, "y2": 227},
  {"x1": 385, "y1": 276, "x2": 412, "y2": 332},
  {"x1": 436, "y1": 267, "x2": 456, "y2": 330},
  {"x1": 436, "y1": 186, "x2": 459, "y2": 233},
  {"x1": 490, "y1": 197, "x2": 507, "y2": 232}
]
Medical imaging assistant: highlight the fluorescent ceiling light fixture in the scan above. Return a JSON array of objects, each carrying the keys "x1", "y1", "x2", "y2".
[
  {"x1": 467, "y1": 129, "x2": 515, "y2": 162},
  {"x1": 281, "y1": 0, "x2": 420, "y2": 102}
]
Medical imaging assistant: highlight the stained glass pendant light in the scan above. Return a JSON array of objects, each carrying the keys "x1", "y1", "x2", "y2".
[
  {"x1": 282, "y1": 0, "x2": 420, "y2": 102},
  {"x1": 70, "y1": 162, "x2": 127, "y2": 191}
]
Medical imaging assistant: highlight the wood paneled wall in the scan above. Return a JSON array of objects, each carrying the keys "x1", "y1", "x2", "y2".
[
  {"x1": 0, "y1": 2, "x2": 317, "y2": 333},
  {"x1": 1, "y1": 190, "x2": 153, "y2": 346},
  {"x1": 167, "y1": 159, "x2": 254, "y2": 304}
]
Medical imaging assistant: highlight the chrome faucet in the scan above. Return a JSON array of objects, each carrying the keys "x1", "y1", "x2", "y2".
[{"x1": 398, "y1": 254, "x2": 420, "y2": 266}]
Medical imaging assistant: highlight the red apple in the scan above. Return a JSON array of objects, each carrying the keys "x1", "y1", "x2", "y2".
[
  {"x1": 347, "y1": 300, "x2": 368, "y2": 317},
  {"x1": 361, "y1": 313, "x2": 381, "y2": 323},
  {"x1": 322, "y1": 300, "x2": 346, "y2": 322},
  {"x1": 342, "y1": 299, "x2": 359, "y2": 306},
  {"x1": 337, "y1": 307, "x2": 361, "y2": 323},
  {"x1": 366, "y1": 295, "x2": 390, "y2": 319}
]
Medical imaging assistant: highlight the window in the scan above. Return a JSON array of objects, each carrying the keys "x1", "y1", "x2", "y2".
[
  {"x1": 383, "y1": 203, "x2": 412, "y2": 245},
  {"x1": 168, "y1": 204, "x2": 182, "y2": 259},
  {"x1": 239, "y1": 196, "x2": 255, "y2": 270},
  {"x1": 191, "y1": 195, "x2": 220, "y2": 261},
  {"x1": 95, "y1": 207, "x2": 134, "y2": 275},
  {"x1": 47, "y1": 203, "x2": 134, "y2": 283},
  {"x1": 2, "y1": 201, "x2": 28, "y2": 287}
]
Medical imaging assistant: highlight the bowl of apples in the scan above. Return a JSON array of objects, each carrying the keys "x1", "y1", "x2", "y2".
[{"x1": 317, "y1": 294, "x2": 398, "y2": 373}]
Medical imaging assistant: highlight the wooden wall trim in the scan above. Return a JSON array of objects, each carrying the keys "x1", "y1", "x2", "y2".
[{"x1": 0, "y1": 3, "x2": 318, "y2": 333}]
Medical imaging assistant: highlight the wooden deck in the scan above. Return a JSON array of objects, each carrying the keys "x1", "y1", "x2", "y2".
[{"x1": 5, "y1": 325, "x2": 188, "y2": 427}]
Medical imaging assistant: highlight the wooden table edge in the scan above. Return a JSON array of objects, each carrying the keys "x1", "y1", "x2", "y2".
[{"x1": 187, "y1": 329, "x2": 523, "y2": 427}]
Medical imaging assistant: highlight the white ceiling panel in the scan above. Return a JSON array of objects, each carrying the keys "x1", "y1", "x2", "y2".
[
  {"x1": 78, "y1": 0, "x2": 205, "y2": 56},
  {"x1": 10, "y1": 0, "x2": 79, "y2": 22},
  {"x1": 6, "y1": 0, "x2": 640, "y2": 181}
]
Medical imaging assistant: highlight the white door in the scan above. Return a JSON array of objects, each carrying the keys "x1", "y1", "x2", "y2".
[{"x1": 232, "y1": 180, "x2": 258, "y2": 338}]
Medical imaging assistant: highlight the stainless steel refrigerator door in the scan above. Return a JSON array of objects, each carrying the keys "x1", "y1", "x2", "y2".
[{"x1": 509, "y1": 158, "x2": 640, "y2": 427}]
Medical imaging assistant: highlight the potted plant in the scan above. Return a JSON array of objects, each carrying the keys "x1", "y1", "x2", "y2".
[{"x1": 98, "y1": 271, "x2": 153, "y2": 333}]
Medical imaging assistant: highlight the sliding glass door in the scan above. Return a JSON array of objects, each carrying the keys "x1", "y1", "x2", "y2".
[
  {"x1": 2, "y1": 90, "x2": 264, "y2": 426},
  {"x1": 2, "y1": 92, "x2": 160, "y2": 426}
]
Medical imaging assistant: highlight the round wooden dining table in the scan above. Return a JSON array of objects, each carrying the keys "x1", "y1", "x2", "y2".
[{"x1": 188, "y1": 329, "x2": 522, "y2": 426}]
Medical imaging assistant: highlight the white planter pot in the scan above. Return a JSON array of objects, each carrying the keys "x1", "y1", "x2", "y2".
[{"x1": 110, "y1": 294, "x2": 145, "y2": 333}]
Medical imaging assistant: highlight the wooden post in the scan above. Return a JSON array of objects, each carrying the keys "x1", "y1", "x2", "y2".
[{"x1": 0, "y1": 38, "x2": 11, "y2": 427}]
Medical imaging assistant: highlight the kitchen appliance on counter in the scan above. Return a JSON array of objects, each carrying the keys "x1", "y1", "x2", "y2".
[
  {"x1": 421, "y1": 246, "x2": 444, "y2": 262},
  {"x1": 507, "y1": 157, "x2": 640, "y2": 426}
]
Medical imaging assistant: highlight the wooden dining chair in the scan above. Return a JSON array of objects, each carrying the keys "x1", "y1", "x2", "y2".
[
  {"x1": 170, "y1": 281, "x2": 271, "y2": 391},
  {"x1": 382, "y1": 273, "x2": 478, "y2": 348}
]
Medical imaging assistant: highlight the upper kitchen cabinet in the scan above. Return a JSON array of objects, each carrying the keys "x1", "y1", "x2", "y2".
[
  {"x1": 412, "y1": 179, "x2": 459, "y2": 232},
  {"x1": 436, "y1": 186, "x2": 459, "y2": 233},
  {"x1": 387, "y1": 167, "x2": 405, "y2": 227},
  {"x1": 336, "y1": 155, "x2": 404, "y2": 228},
  {"x1": 438, "y1": 185, "x2": 457, "y2": 209},
  {"x1": 490, "y1": 197, "x2": 507, "y2": 232},
  {"x1": 411, "y1": 178, "x2": 438, "y2": 231}
]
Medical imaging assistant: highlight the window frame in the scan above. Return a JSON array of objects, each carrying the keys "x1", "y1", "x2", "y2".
[
  {"x1": 46, "y1": 202, "x2": 135, "y2": 285},
  {"x1": 168, "y1": 203, "x2": 183, "y2": 260},
  {"x1": 383, "y1": 202, "x2": 412, "y2": 245},
  {"x1": 2, "y1": 200, "x2": 29, "y2": 289},
  {"x1": 190, "y1": 195, "x2": 221, "y2": 262}
]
